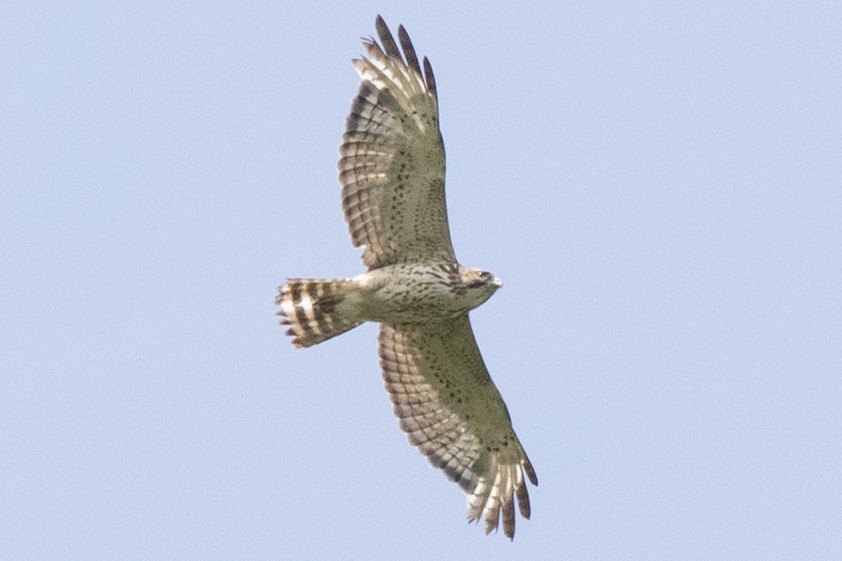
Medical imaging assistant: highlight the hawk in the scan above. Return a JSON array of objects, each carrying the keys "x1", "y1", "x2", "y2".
[{"x1": 277, "y1": 15, "x2": 537, "y2": 539}]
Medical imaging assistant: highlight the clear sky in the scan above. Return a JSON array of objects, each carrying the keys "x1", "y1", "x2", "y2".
[{"x1": 2, "y1": 2, "x2": 841, "y2": 559}]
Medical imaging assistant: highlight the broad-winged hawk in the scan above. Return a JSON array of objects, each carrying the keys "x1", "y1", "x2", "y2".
[{"x1": 277, "y1": 15, "x2": 537, "y2": 539}]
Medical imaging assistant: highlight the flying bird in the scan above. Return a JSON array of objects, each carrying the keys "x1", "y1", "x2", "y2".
[{"x1": 277, "y1": 15, "x2": 537, "y2": 539}]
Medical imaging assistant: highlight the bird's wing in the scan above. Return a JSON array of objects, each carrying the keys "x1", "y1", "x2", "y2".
[
  {"x1": 339, "y1": 15, "x2": 454, "y2": 270},
  {"x1": 378, "y1": 316, "x2": 538, "y2": 539}
]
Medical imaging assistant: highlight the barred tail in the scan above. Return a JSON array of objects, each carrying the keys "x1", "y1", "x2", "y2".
[{"x1": 276, "y1": 278, "x2": 363, "y2": 348}]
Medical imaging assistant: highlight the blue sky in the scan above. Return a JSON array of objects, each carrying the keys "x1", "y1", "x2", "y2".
[{"x1": 2, "y1": 2, "x2": 841, "y2": 559}]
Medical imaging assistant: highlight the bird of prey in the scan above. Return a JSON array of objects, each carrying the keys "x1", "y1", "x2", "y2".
[{"x1": 276, "y1": 15, "x2": 537, "y2": 539}]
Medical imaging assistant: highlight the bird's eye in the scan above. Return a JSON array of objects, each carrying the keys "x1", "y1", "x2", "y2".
[{"x1": 468, "y1": 271, "x2": 493, "y2": 288}]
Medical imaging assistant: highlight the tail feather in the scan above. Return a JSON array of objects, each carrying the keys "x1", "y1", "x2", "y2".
[{"x1": 276, "y1": 278, "x2": 362, "y2": 347}]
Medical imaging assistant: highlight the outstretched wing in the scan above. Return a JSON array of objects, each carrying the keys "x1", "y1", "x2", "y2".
[
  {"x1": 339, "y1": 15, "x2": 454, "y2": 270},
  {"x1": 378, "y1": 316, "x2": 538, "y2": 539}
]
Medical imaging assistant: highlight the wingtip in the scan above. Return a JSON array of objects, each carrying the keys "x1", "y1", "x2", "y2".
[{"x1": 523, "y1": 457, "x2": 538, "y2": 486}]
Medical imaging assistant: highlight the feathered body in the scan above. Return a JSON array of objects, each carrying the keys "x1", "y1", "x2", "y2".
[{"x1": 277, "y1": 16, "x2": 537, "y2": 539}]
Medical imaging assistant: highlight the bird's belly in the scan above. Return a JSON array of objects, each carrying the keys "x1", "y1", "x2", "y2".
[{"x1": 357, "y1": 264, "x2": 477, "y2": 323}]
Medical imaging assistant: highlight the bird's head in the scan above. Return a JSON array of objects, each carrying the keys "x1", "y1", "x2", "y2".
[{"x1": 458, "y1": 265, "x2": 502, "y2": 309}]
